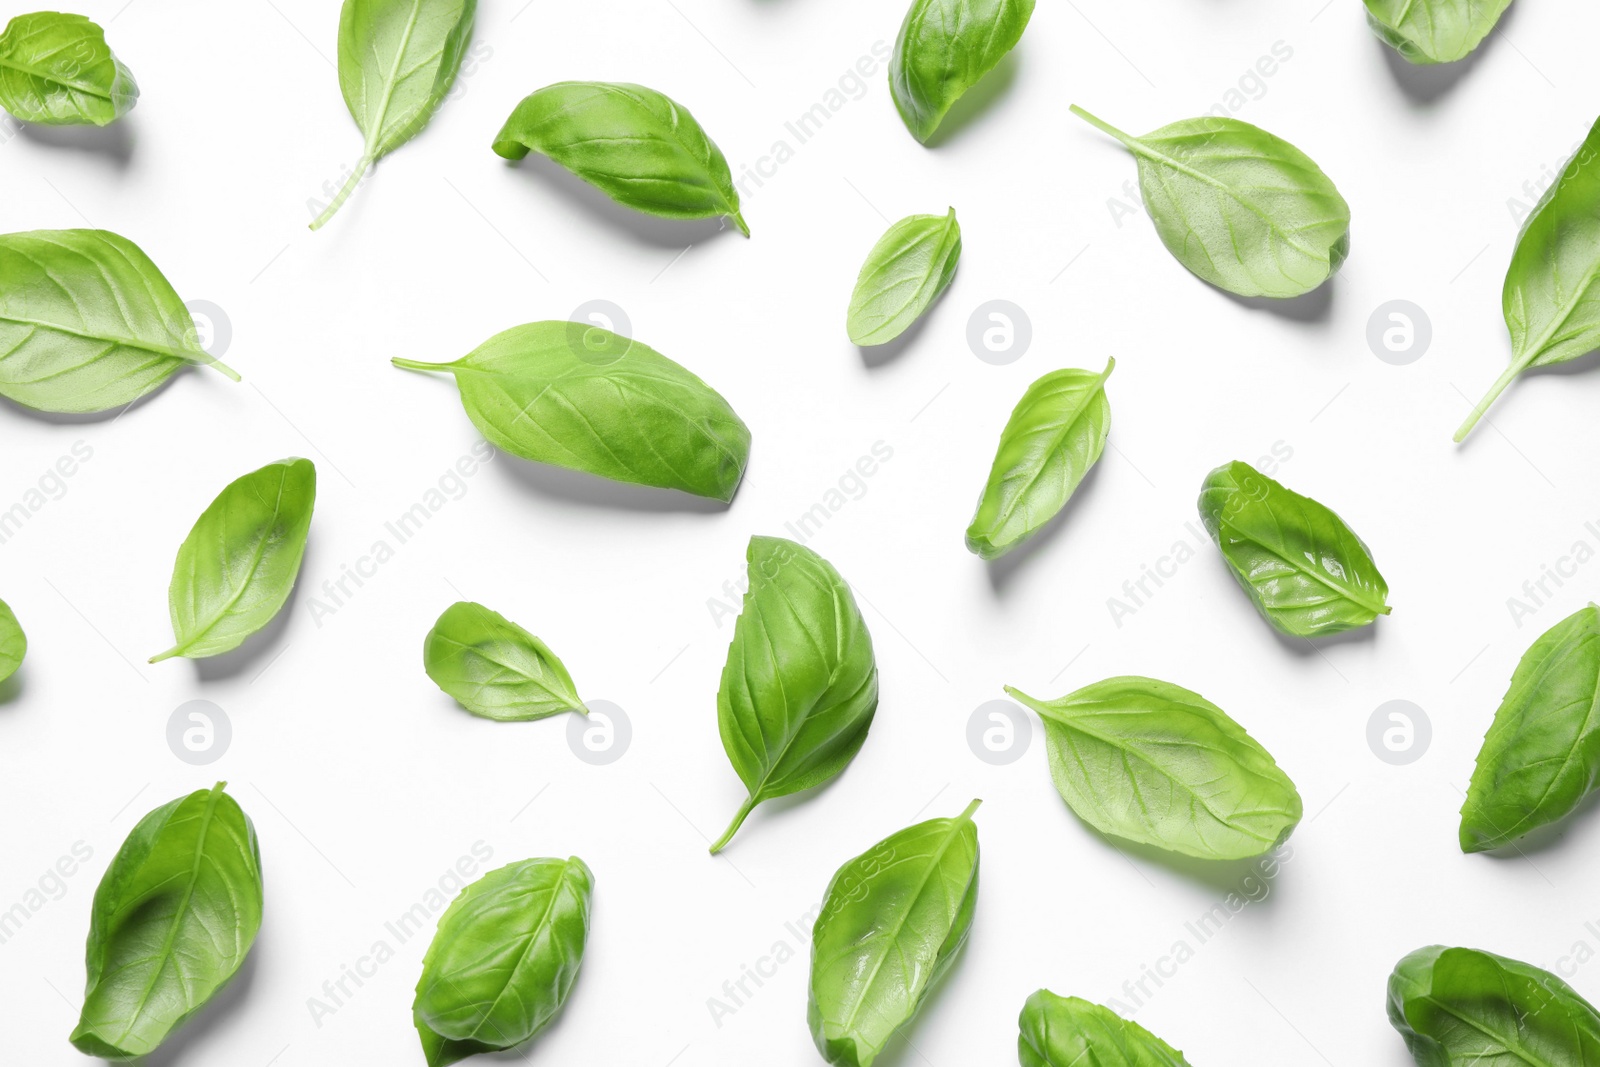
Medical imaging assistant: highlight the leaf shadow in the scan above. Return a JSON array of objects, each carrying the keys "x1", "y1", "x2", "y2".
[
  {"x1": 1075, "y1": 812, "x2": 1288, "y2": 895},
  {"x1": 921, "y1": 51, "x2": 1023, "y2": 148},
  {"x1": 856, "y1": 302, "x2": 939, "y2": 368},
  {"x1": 492, "y1": 456, "x2": 734, "y2": 515},
  {"x1": 984, "y1": 456, "x2": 1107, "y2": 593},
  {"x1": 135, "y1": 943, "x2": 261, "y2": 1067},
  {"x1": 1376, "y1": 2, "x2": 1514, "y2": 106},
  {"x1": 187, "y1": 538, "x2": 315, "y2": 682},
  {"x1": 0, "y1": 379, "x2": 179, "y2": 425},
  {"x1": 1266, "y1": 620, "x2": 1380, "y2": 658},
  {"x1": 1214, "y1": 275, "x2": 1336, "y2": 324},
  {"x1": 1474, "y1": 788, "x2": 1600, "y2": 860},
  {"x1": 499, "y1": 156, "x2": 739, "y2": 249},
  {"x1": 18, "y1": 118, "x2": 135, "y2": 168},
  {"x1": 714, "y1": 771, "x2": 860, "y2": 855}
]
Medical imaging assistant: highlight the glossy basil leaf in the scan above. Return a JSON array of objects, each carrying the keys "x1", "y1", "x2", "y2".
[
  {"x1": 1365, "y1": 0, "x2": 1512, "y2": 64},
  {"x1": 966, "y1": 359, "x2": 1113, "y2": 560},
  {"x1": 151, "y1": 458, "x2": 316, "y2": 663},
  {"x1": 393, "y1": 322, "x2": 750, "y2": 502},
  {"x1": 0, "y1": 597, "x2": 24, "y2": 683},
  {"x1": 1007, "y1": 676, "x2": 1301, "y2": 860},
  {"x1": 492, "y1": 81, "x2": 748, "y2": 235},
  {"x1": 312, "y1": 0, "x2": 477, "y2": 229},
  {"x1": 423, "y1": 601, "x2": 586, "y2": 721},
  {"x1": 1019, "y1": 990, "x2": 1193, "y2": 1067},
  {"x1": 0, "y1": 12, "x2": 137, "y2": 125},
  {"x1": 0, "y1": 229, "x2": 239, "y2": 413},
  {"x1": 809, "y1": 799, "x2": 981, "y2": 1067},
  {"x1": 890, "y1": 0, "x2": 1033, "y2": 143},
  {"x1": 1388, "y1": 945, "x2": 1600, "y2": 1065},
  {"x1": 1198, "y1": 460, "x2": 1391, "y2": 637},
  {"x1": 1457, "y1": 115, "x2": 1600, "y2": 441},
  {"x1": 71, "y1": 782, "x2": 263, "y2": 1060},
  {"x1": 1071, "y1": 107, "x2": 1350, "y2": 299},
  {"x1": 414, "y1": 857, "x2": 593, "y2": 1067},
  {"x1": 711, "y1": 536, "x2": 878, "y2": 853},
  {"x1": 846, "y1": 208, "x2": 961, "y2": 346}
]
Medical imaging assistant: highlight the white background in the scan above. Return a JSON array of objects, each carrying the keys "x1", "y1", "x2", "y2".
[{"x1": 1, "y1": 0, "x2": 1597, "y2": 1063}]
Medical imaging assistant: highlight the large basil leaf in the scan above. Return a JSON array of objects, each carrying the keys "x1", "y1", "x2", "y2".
[
  {"x1": 1457, "y1": 115, "x2": 1600, "y2": 441},
  {"x1": 424, "y1": 601, "x2": 586, "y2": 721},
  {"x1": 151, "y1": 458, "x2": 316, "y2": 663},
  {"x1": 1198, "y1": 460, "x2": 1390, "y2": 637},
  {"x1": 393, "y1": 322, "x2": 750, "y2": 502},
  {"x1": 711, "y1": 536, "x2": 878, "y2": 853},
  {"x1": 0, "y1": 596, "x2": 24, "y2": 683},
  {"x1": 0, "y1": 229, "x2": 239, "y2": 413},
  {"x1": 1365, "y1": 0, "x2": 1512, "y2": 64},
  {"x1": 0, "y1": 11, "x2": 137, "y2": 125},
  {"x1": 71, "y1": 782, "x2": 263, "y2": 1060},
  {"x1": 492, "y1": 81, "x2": 748, "y2": 235},
  {"x1": 414, "y1": 857, "x2": 593, "y2": 1067},
  {"x1": 1007, "y1": 676, "x2": 1301, "y2": 860},
  {"x1": 966, "y1": 359, "x2": 1113, "y2": 560},
  {"x1": 1388, "y1": 945, "x2": 1600, "y2": 1065},
  {"x1": 1071, "y1": 107, "x2": 1350, "y2": 299},
  {"x1": 1460, "y1": 603, "x2": 1600, "y2": 852},
  {"x1": 890, "y1": 0, "x2": 1033, "y2": 143},
  {"x1": 846, "y1": 208, "x2": 961, "y2": 346},
  {"x1": 809, "y1": 799, "x2": 981, "y2": 1067},
  {"x1": 312, "y1": 0, "x2": 477, "y2": 229},
  {"x1": 1019, "y1": 990, "x2": 1193, "y2": 1067}
]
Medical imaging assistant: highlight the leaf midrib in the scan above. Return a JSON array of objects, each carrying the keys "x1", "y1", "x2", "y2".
[{"x1": 1213, "y1": 487, "x2": 1390, "y2": 617}]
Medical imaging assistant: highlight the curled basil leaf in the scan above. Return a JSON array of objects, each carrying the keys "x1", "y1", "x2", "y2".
[
  {"x1": 1071, "y1": 106, "x2": 1350, "y2": 299},
  {"x1": 890, "y1": 0, "x2": 1033, "y2": 143},
  {"x1": 0, "y1": 11, "x2": 137, "y2": 125},
  {"x1": 415, "y1": 857, "x2": 593, "y2": 1067},
  {"x1": 151, "y1": 458, "x2": 316, "y2": 663},
  {"x1": 0, "y1": 597, "x2": 24, "y2": 683},
  {"x1": 492, "y1": 81, "x2": 748, "y2": 235},
  {"x1": 393, "y1": 322, "x2": 750, "y2": 502},
  {"x1": 71, "y1": 782, "x2": 263, "y2": 1060},
  {"x1": 711, "y1": 535, "x2": 877, "y2": 853},
  {"x1": 1019, "y1": 990, "x2": 1194, "y2": 1067},
  {"x1": 424, "y1": 601, "x2": 586, "y2": 721},
  {"x1": 1365, "y1": 0, "x2": 1512, "y2": 64},
  {"x1": 966, "y1": 358, "x2": 1113, "y2": 560},
  {"x1": 1198, "y1": 460, "x2": 1390, "y2": 638},
  {"x1": 0, "y1": 229, "x2": 239, "y2": 413},
  {"x1": 846, "y1": 208, "x2": 961, "y2": 346},
  {"x1": 809, "y1": 799, "x2": 981, "y2": 1067},
  {"x1": 1007, "y1": 676, "x2": 1301, "y2": 860}
]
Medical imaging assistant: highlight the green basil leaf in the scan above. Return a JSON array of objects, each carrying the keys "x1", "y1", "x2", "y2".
[
  {"x1": 414, "y1": 857, "x2": 593, "y2": 1066},
  {"x1": 890, "y1": 0, "x2": 1033, "y2": 143},
  {"x1": 1198, "y1": 460, "x2": 1391, "y2": 637},
  {"x1": 0, "y1": 228, "x2": 239, "y2": 413},
  {"x1": 312, "y1": 0, "x2": 477, "y2": 229},
  {"x1": 711, "y1": 536, "x2": 878, "y2": 853},
  {"x1": 1007, "y1": 676, "x2": 1301, "y2": 860},
  {"x1": 1070, "y1": 107, "x2": 1350, "y2": 299},
  {"x1": 151, "y1": 458, "x2": 316, "y2": 663},
  {"x1": 1019, "y1": 990, "x2": 1193, "y2": 1067},
  {"x1": 966, "y1": 359, "x2": 1113, "y2": 560},
  {"x1": 71, "y1": 782, "x2": 263, "y2": 1060},
  {"x1": 1388, "y1": 945, "x2": 1600, "y2": 1065},
  {"x1": 1457, "y1": 115, "x2": 1600, "y2": 441},
  {"x1": 423, "y1": 601, "x2": 586, "y2": 721},
  {"x1": 846, "y1": 208, "x2": 961, "y2": 346},
  {"x1": 0, "y1": 12, "x2": 137, "y2": 126},
  {"x1": 1460, "y1": 603, "x2": 1600, "y2": 852},
  {"x1": 809, "y1": 799, "x2": 981, "y2": 1067},
  {"x1": 393, "y1": 322, "x2": 750, "y2": 502},
  {"x1": 0, "y1": 596, "x2": 24, "y2": 683},
  {"x1": 1365, "y1": 0, "x2": 1512, "y2": 64},
  {"x1": 492, "y1": 81, "x2": 748, "y2": 236}
]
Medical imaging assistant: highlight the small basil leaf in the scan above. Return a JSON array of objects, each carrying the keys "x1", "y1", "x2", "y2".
[
  {"x1": 846, "y1": 208, "x2": 961, "y2": 346},
  {"x1": 0, "y1": 12, "x2": 137, "y2": 126},
  {"x1": 0, "y1": 228, "x2": 239, "y2": 413},
  {"x1": 393, "y1": 322, "x2": 750, "y2": 502},
  {"x1": 151, "y1": 458, "x2": 316, "y2": 663},
  {"x1": 414, "y1": 857, "x2": 593, "y2": 1065},
  {"x1": 966, "y1": 358, "x2": 1113, "y2": 560},
  {"x1": 1198, "y1": 460, "x2": 1391, "y2": 637},
  {"x1": 1365, "y1": 0, "x2": 1512, "y2": 64},
  {"x1": 492, "y1": 81, "x2": 748, "y2": 236},
  {"x1": 1019, "y1": 990, "x2": 1193, "y2": 1067},
  {"x1": 1071, "y1": 107, "x2": 1350, "y2": 299},
  {"x1": 1007, "y1": 676, "x2": 1301, "y2": 860},
  {"x1": 711, "y1": 536, "x2": 878, "y2": 853},
  {"x1": 0, "y1": 596, "x2": 24, "y2": 683},
  {"x1": 890, "y1": 0, "x2": 1034, "y2": 143},
  {"x1": 71, "y1": 782, "x2": 263, "y2": 1060},
  {"x1": 312, "y1": 0, "x2": 477, "y2": 229},
  {"x1": 423, "y1": 601, "x2": 586, "y2": 721},
  {"x1": 1389, "y1": 945, "x2": 1600, "y2": 1065},
  {"x1": 809, "y1": 799, "x2": 981, "y2": 1067}
]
